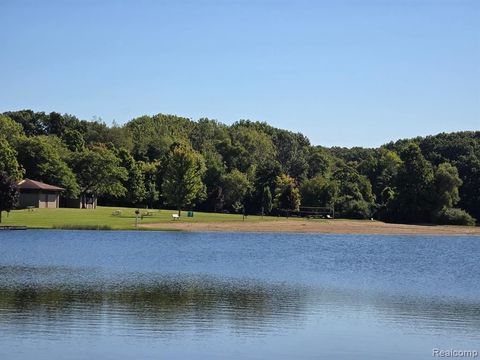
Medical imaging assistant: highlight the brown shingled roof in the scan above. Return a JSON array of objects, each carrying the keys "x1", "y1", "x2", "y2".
[{"x1": 16, "y1": 179, "x2": 65, "y2": 191}]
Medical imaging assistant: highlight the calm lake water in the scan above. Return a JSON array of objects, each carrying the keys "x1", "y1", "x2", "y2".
[{"x1": 0, "y1": 230, "x2": 479, "y2": 360}]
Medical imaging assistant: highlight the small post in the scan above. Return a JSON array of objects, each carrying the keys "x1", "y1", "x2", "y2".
[{"x1": 135, "y1": 209, "x2": 140, "y2": 229}]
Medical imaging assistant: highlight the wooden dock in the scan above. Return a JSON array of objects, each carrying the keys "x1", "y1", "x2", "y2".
[{"x1": 0, "y1": 226, "x2": 28, "y2": 231}]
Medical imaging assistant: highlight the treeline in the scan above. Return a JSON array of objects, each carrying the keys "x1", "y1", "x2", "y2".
[{"x1": 0, "y1": 109, "x2": 478, "y2": 225}]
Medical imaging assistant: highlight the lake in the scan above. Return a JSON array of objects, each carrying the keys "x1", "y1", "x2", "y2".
[{"x1": 0, "y1": 230, "x2": 479, "y2": 360}]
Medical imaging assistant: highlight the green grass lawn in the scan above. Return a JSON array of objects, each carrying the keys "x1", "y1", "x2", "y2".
[{"x1": 0, "y1": 206, "x2": 277, "y2": 230}]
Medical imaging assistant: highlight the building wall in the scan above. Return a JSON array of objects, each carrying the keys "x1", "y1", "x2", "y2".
[
  {"x1": 18, "y1": 193, "x2": 40, "y2": 208},
  {"x1": 18, "y1": 191, "x2": 60, "y2": 209},
  {"x1": 38, "y1": 193, "x2": 59, "y2": 209}
]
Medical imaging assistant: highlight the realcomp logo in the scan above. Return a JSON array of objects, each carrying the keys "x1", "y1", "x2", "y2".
[{"x1": 433, "y1": 349, "x2": 479, "y2": 358}]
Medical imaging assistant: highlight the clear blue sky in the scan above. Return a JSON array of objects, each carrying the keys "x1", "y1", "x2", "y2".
[{"x1": 1, "y1": 0, "x2": 478, "y2": 147}]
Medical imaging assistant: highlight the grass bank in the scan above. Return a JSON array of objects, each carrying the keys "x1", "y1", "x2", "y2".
[
  {"x1": 0, "y1": 206, "x2": 276, "y2": 230},
  {"x1": 1, "y1": 206, "x2": 479, "y2": 235}
]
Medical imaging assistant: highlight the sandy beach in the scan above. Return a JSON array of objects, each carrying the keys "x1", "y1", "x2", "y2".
[{"x1": 140, "y1": 219, "x2": 480, "y2": 235}]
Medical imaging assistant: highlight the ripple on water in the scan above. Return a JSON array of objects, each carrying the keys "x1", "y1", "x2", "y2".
[{"x1": 0, "y1": 231, "x2": 479, "y2": 359}]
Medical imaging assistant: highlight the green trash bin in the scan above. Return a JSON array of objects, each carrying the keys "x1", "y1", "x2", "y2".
[{"x1": 187, "y1": 211, "x2": 194, "y2": 218}]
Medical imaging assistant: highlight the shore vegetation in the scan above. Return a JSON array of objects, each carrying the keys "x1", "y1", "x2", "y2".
[{"x1": 0, "y1": 111, "x2": 478, "y2": 226}]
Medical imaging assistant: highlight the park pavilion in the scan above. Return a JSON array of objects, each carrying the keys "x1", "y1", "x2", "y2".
[{"x1": 16, "y1": 179, "x2": 64, "y2": 209}]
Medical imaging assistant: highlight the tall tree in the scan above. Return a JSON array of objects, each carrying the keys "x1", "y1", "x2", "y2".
[
  {"x1": 228, "y1": 125, "x2": 276, "y2": 172},
  {"x1": 62, "y1": 129, "x2": 85, "y2": 152},
  {"x1": 331, "y1": 161, "x2": 373, "y2": 219},
  {"x1": 274, "y1": 174, "x2": 301, "y2": 212},
  {"x1": 3, "y1": 110, "x2": 48, "y2": 136},
  {"x1": 308, "y1": 147, "x2": 332, "y2": 178},
  {"x1": 200, "y1": 148, "x2": 226, "y2": 212},
  {"x1": 70, "y1": 146, "x2": 128, "y2": 208},
  {"x1": 300, "y1": 175, "x2": 338, "y2": 208},
  {"x1": 433, "y1": 163, "x2": 462, "y2": 210},
  {"x1": 221, "y1": 169, "x2": 252, "y2": 212},
  {"x1": 456, "y1": 154, "x2": 480, "y2": 221},
  {"x1": 0, "y1": 114, "x2": 25, "y2": 145},
  {"x1": 16, "y1": 136, "x2": 80, "y2": 198},
  {"x1": 389, "y1": 143, "x2": 434, "y2": 223},
  {"x1": 0, "y1": 138, "x2": 24, "y2": 181},
  {"x1": 162, "y1": 144, "x2": 206, "y2": 216},
  {"x1": 117, "y1": 148, "x2": 147, "y2": 206},
  {"x1": 138, "y1": 161, "x2": 160, "y2": 209},
  {"x1": 260, "y1": 185, "x2": 273, "y2": 215},
  {"x1": 358, "y1": 148, "x2": 401, "y2": 203},
  {"x1": 0, "y1": 172, "x2": 19, "y2": 223},
  {"x1": 273, "y1": 131, "x2": 309, "y2": 181}
]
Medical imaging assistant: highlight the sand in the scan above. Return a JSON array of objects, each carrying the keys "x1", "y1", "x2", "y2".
[{"x1": 140, "y1": 219, "x2": 480, "y2": 236}]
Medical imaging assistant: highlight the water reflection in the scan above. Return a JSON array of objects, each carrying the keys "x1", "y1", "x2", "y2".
[
  {"x1": 1, "y1": 232, "x2": 480, "y2": 359},
  {"x1": 0, "y1": 268, "x2": 310, "y2": 338},
  {"x1": 1, "y1": 265, "x2": 479, "y2": 340}
]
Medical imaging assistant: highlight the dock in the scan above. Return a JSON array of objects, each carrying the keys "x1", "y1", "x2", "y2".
[{"x1": 0, "y1": 226, "x2": 28, "y2": 231}]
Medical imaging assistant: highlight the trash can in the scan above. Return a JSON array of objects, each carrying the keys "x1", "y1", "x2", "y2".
[{"x1": 187, "y1": 211, "x2": 194, "y2": 218}]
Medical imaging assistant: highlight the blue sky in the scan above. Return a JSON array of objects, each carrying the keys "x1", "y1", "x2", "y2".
[{"x1": 1, "y1": 0, "x2": 478, "y2": 147}]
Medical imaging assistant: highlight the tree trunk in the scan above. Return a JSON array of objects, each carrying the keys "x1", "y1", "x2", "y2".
[{"x1": 177, "y1": 207, "x2": 181, "y2": 217}]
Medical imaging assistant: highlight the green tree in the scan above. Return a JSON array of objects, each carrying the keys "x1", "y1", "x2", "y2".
[
  {"x1": 389, "y1": 143, "x2": 434, "y2": 223},
  {"x1": 0, "y1": 137, "x2": 24, "y2": 181},
  {"x1": 70, "y1": 146, "x2": 128, "y2": 208},
  {"x1": 273, "y1": 131, "x2": 309, "y2": 181},
  {"x1": 300, "y1": 175, "x2": 338, "y2": 208},
  {"x1": 308, "y1": 147, "x2": 332, "y2": 178},
  {"x1": 44, "y1": 112, "x2": 68, "y2": 136},
  {"x1": 260, "y1": 185, "x2": 273, "y2": 215},
  {"x1": 254, "y1": 161, "x2": 282, "y2": 193},
  {"x1": 456, "y1": 154, "x2": 480, "y2": 221},
  {"x1": 385, "y1": 130, "x2": 480, "y2": 222},
  {"x1": 162, "y1": 144, "x2": 206, "y2": 216},
  {"x1": 359, "y1": 148, "x2": 401, "y2": 203},
  {"x1": 200, "y1": 148, "x2": 227, "y2": 212},
  {"x1": 435, "y1": 207, "x2": 476, "y2": 226},
  {"x1": 0, "y1": 114, "x2": 25, "y2": 145},
  {"x1": 331, "y1": 161, "x2": 373, "y2": 219},
  {"x1": 228, "y1": 125, "x2": 276, "y2": 172},
  {"x1": 274, "y1": 174, "x2": 301, "y2": 212},
  {"x1": 118, "y1": 148, "x2": 147, "y2": 205},
  {"x1": 0, "y1": 172, "x2": 19, "y2": 223},
  {"x1": 434, "y1": 163, "x2": 462, "y2": 210},
  {"x1": 139, "y1": 161, "x2": 160, "y2": 208},
  {"x1": 126, "y1": 114, "x2": 193, "y2": 161},
  {"x1": 62, "y1": 129, "x2": 85, "y2": 152},
  {"x1": 16, "y1": 136, "x2": 80, "y2": 198},
  {"x1": 3, "y1": 110, "x2": 48, "y2": 136},
  {"x1": 190, "y1": 118, "x2": 229, "y2": 153},
  {"x1": 221, "y1": 169, "x2": 252, "y2": 212}
]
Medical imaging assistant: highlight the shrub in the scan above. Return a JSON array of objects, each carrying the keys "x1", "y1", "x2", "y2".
[
  {"x1": 435, "y1": 208, "x2": 476, "y2": 226},
  {"x1": 53, "y1": 224, "x2": 113, "y2": 230},
  {"x1": 337, "y1": 199, "x2": 371, "y2": 219}
]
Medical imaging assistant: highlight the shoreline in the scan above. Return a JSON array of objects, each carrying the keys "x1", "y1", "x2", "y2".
[{"x1": 139, "y1": 219, "x2": 480, "y2": 236}]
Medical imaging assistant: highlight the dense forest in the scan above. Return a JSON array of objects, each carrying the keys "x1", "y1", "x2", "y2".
[{"x1": 0, "y1": 110, "x2": 478, "y2": 225}]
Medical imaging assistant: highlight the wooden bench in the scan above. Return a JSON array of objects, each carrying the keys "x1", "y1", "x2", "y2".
[{"x1": 172, "y1": 214, "x2": 180, "y2": 220}]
